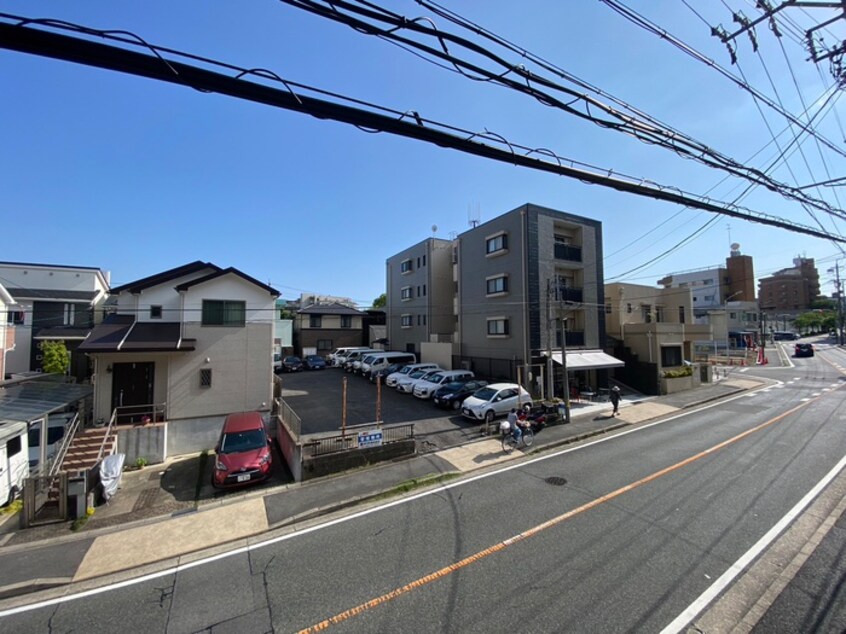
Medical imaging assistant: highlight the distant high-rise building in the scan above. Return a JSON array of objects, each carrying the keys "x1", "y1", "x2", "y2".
[{"x1": 758, "y1": 256, "x2": 820, "y2": 311}]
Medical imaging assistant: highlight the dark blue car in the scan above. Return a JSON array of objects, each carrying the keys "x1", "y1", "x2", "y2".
[{"x1": 303, "y1": 355, "x2": 327, "y2": 370}]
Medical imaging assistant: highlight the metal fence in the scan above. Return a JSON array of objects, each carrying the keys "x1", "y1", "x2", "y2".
[
  {"x1": 277, "y1": 397, "x2": 302, "y2": 438},
  {"x1": 301, "y1": 422, "x2": 415, "y2": 458}
]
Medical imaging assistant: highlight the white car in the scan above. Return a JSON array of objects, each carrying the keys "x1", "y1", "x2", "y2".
[
  {"x1": 385, "y1": 363, "x2": 439, "y2": 388},
  {"x1": 412, "y1": 370, "x2": 474, "y2": 399},
  {"x1": 461, "y1": 383, "x2": 532, "y2": 423},
  {"x1": 396, "y1": 368, "x2": 443, "y2": 394}
]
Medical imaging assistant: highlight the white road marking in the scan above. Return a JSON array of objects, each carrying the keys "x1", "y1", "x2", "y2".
[
  {"x1": 0, "y1": 380, "x2": 781, "y2": 619},
  {"x1": 661, "y1": 454, "x2": 846, "y2": 634}
]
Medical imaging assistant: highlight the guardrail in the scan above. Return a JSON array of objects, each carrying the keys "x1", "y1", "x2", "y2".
[{"x1": 276, "y1": 397, "x2": 302, "y2": 438}]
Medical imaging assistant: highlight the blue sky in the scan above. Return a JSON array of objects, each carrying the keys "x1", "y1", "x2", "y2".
[{"x1": 2, "y1": 1, "x2": 846, "y2": 306}]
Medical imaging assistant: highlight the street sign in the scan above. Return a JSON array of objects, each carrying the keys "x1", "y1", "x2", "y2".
[{"x1": 357, "y1": 429, "x2": 383, "y2": 448}]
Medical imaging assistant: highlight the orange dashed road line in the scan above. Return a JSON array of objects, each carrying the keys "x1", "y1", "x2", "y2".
[{"x1": 298, "y1": 395, "x2": 819, "y2": 634}]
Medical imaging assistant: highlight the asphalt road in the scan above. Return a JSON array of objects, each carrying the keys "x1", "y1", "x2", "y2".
[{"x1": 3, "y1": 344, "x2": 845, "y2": 632}]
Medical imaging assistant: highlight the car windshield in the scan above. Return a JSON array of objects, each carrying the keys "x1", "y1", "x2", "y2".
[
  {"x1": 473, "y1": 387, "x2": 497, "y2": 401},
  {"x1": 220, "y1": 429, "x2": 266, "y2": 454},
  {"x1": 426, "y1": 373, "x2": 445, "y2": 383},
  {"x1": 408, "y1": 369, "x2": 429, "y2": 379},
  {"x1": 399, "y1": 366, "x2": 415, "y2": 375}
]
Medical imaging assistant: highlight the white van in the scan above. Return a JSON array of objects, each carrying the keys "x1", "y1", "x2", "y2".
[
  {"x1": 359, "y1": 352, "x2": 417, "y2": 378},
  {"x1": 412, "y1": 370, "x2": 475, "y2": 399},
  {"x1": 343, "y1": 349, "x2": 380, "y2": 373},
  {"x1": 28, "y1": 413, "x2": 74, "y2": 469},
  {"x1": 0, "y1": 421, "x2": 29, "y2": 506},
  {"x1": 330, "y1": 347, "x2": 371, "y2": 367}
]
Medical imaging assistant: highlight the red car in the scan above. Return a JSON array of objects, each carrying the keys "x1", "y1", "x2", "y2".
[{"x1": 212, "y1": 412, "x2": 273, "y2": 488}]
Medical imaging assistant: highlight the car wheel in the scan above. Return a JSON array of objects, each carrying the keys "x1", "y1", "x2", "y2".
[{"x1": 484, "y1": 410, "x2": 495, "y2": 424}]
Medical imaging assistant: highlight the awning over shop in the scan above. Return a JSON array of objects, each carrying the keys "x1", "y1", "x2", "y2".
[
  {"x1": 549, "y1": 350, "x2": 625, "y2": 371},
  {"x1": 78, "y1": 314, "x2": 195, "y2": 352}
]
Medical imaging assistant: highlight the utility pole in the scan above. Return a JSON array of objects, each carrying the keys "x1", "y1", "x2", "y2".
[
  {"x1": 558, "y1": 294, "x2": 571, "y2": 425},
  {"x1": 835, "y1": 262, "x2": 844, "y2": 346}
]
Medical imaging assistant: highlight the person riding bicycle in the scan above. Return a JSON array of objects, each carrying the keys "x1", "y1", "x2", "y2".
[{"x1": 507, "y1": 408, "x2": 523, "y2": 443}]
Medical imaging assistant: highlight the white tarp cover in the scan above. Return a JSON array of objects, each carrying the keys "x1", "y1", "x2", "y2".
[
  {"x1": 100, "y1": 453, "x2": 126, "y2": 502},
  {"x1": 550, "y1": 350, "x2": 625, "y2": 370}
]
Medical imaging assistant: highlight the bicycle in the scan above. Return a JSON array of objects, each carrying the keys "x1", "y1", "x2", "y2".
[{"x1": 501, "y1": 424, "x2": 534, "y2": 453}]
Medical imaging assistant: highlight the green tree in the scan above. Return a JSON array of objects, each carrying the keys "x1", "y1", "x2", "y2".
[
  {"x1": 372, "y1": 293, "x2": 386, "y2": 309},
  {"x1": 39, "y1": 340, "x2": 70, "y2": 374}
]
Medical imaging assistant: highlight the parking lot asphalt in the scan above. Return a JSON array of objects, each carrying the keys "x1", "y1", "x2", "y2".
[{"x1": 277, "y1": 367, "x2": 471, "y2": 436}]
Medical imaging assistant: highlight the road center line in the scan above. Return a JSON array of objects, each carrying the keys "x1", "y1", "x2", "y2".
[{"x1": 298, "y1": 397, "x2": 817, "y2": 633}]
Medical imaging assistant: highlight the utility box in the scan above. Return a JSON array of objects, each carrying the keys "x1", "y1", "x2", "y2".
[
  {"x1": 67, "y1": 474, "x2": 87, "y2": 519},
  {"x1": 699, "y1": 363, "x2": 713, "y2": 383}
]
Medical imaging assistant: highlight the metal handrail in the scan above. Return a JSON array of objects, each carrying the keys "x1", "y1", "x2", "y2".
[
  {"x1": 97, "y1": 408, "x2": 119, "y2": 464},
  {"x1": 48, "y1": 412, "x2": 81, "y2": 477}
]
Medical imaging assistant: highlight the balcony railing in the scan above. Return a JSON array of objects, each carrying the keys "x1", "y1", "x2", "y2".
[
  {"x1": 556, "y1": 286, "x2": 583, "y2": 303},
  {"x1": 554, "y1": 243, "x2": 582, "y2": 262}
]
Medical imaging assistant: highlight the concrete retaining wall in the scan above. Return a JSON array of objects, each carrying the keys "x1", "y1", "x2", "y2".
[
  {"x1": 117, "y1": 422, "x2": 166, "y2": 465},
  {"x1": 301, "y1": 439, "x2": 416, "y2": 481},
  {"x1": 276, "y1": 417, "x2": 303, "y2": 482}
]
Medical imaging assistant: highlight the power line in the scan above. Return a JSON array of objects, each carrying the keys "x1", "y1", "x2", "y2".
[
  {"x1": 2, "y1": 19, "x2": 843, "y2": 244},
  {"x1": 276, "y1": 0, "x2": 846, "y2": 222}
]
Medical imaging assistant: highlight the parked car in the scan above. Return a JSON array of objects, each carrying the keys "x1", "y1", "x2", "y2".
[
  {"x1": 212, "y1": 412, "x2": 273, "y2": 488},
  {"x1": 794, "y1": 343, "x2": 814, "y2": 357},
  {"x1": 303, "y1": 355, "x2": 327, "y2": 370},
  {"x1": 412, "y1": 370, "x2": 475, "y2": 399},
  {"x1": 433, "y1": 379, "x2": 489, "y2": 410},
  {"x1": 370, "y1": 362, "x2": 407, "y2": 384},
  {"x1": 385, "y1": 362, "x2": 440, "y2": 388},
  {"x1": 329, "y1": 346, "x2": 371, "y2": 367},
  {"x1": 461, "y1": 383, "x2": 532, "y2": 423},
  {"x1": 280, "y1": 356, "x2": 304, "y2": 372},
  {"x1": 396, "y1": 368, "x2": 443, "y2": 394}
]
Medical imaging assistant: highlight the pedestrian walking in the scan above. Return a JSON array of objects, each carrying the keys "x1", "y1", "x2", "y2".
[{"x1": 610, "y1": 386, "x2": 621, "y2": 416}]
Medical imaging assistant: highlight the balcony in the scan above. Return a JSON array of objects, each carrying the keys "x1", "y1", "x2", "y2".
[
  {"x1": 556, "y1": 286, "x2": 583, "y2": 303},
  {"x1": 554, "y1": 243, "x2": 582, "y2": 262}
]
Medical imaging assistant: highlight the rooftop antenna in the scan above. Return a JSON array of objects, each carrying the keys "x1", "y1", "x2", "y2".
[{"x1": 468, "y1": 202, "x2": 480, "y2": 228}]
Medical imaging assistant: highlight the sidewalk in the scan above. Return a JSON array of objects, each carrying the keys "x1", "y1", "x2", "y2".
[{"x1": 0, "y1": 373, "x2": 765, "y2": 602}]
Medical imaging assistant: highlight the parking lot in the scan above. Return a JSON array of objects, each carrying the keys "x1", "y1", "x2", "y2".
[{"x1": 277, "y1": 368, "x2": 486, "y2": 449}]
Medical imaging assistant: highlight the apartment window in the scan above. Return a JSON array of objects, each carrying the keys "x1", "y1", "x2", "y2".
[
  {"x1": 422, "y1": 284, "x2": 427, "y2": 296},
  {"x1": 485, "y1": 232, "x2": 508, "y2": 255},
  {"x1": 655, "y1": 306, "x2": 665, "y2": 323},
  {"x1": 605, "y1": 303, "x2": 612, "y2": 315},
  {"x1": 401, "y1": 286, "x2": 413, "y2": 300},
  {"x1": 704, "y1": 295, "x2": 715, "y2": 302},
  {"x1": 401, "y1": 314, "x2": 413, "y2": 328},
  {"x1": 487, "y1": 317, "x2": 510, "y2": 336},
  {"x1": 317, "y1": 339, "x2": 333, "y2": 351},
  {"x1": 63, "y1": 303, "x2": 75, "y2": 326},
  {"x1": 8, "y1": 310, "x2": 24, "y2": 325},
  {"x1": 486, "y1": 275, "x2": 508, "y2": 295},
  {"x1": 678, "y1": 306, "x2": 686, "y2": 324},
  {"x1": 401, "y1": 259, "x2": 413, "y2": 274},
  {"x1": 554, "y1": 234, "x2": 572, "y2": 245},
  {"x1": 309, "y1": 315, "x2": 322, "y2": 328},
  {"x1": 341, "y1": 315, "x2": 352, "y2": 328},
  {"x1": 150, "y1": 305, "x2": 163, "y2": 319},
  {"x1": 202, "y1": 300, "x2": 246, "y2": 326},
  {"x1": 422, "y1": 255, "x2": 427, "y2": 266},
  {"x1": 417, "y1": 314, "x2": 421, "y2": 326},
  {"x1": 626, "y1": 303, "x2": 632, "y2": 314},
  {"x1": 641, "y1": 305, "x2": 652, "y2": 323},
  {"x1": 199, "y1": 368, "x2": 213, "y2": 388}
]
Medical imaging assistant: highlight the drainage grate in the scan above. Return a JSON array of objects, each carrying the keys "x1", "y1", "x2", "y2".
[
  {"x1": 132, "y1": 487, "x2": 162, "y2": 511},
  {"x1": 545, "y1": 476, "x2": 568, "y2": 486}
]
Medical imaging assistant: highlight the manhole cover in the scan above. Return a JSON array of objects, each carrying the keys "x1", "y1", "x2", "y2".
[{"x1": 545, "y1": 476, "x2": 568, "y2": 486}]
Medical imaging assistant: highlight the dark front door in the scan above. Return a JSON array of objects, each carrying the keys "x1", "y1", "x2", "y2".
[{"x1": 111, "y1": 362, "x2": 154, "y2": 423}]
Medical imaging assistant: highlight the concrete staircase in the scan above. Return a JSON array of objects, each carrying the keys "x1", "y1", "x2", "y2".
[{"x1": 60, "y1": 427, "x2": 118, "y2": 472}]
